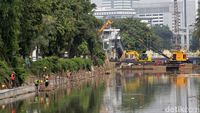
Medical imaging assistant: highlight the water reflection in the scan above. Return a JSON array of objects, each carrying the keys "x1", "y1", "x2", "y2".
[
  {"x1": 0, "y1": 80, "x2": 106, "y2": 113},
  {"x1": 101, "y1": 71, "x2": 200, "y2": 113},
  {"x1": 1, "y1": 70, "x2": 200, "y2": 113}
]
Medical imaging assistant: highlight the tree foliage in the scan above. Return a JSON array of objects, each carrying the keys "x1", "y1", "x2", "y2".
[
  {"x1": 195, "y1": 5, "x2": 200, "y2": 39},
  {"x1": 151, "y1": 25, "x2": 173, "y2": 49},
  {"x1": 113, "y1": 18, "x2": 160, "y2": 52},
  {"x1": 0, "y1": 0, "x2": 21, "y2": 65},
  {"x1": 0, "y1": 0, "x2": 104, "y2": 85},
  {"x1": 194, "y1": 4, "x2": 200, "y2": 50}
]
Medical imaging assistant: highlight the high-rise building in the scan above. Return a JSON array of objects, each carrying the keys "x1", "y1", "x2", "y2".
[
  {"x1": 91, "y1": 0, "x2": 198, "y2": 50},
  {"x1": 101, "y1": 0, "x2": 134, "y2": 9},
  {"x1": 133, "y1": 2, "x2": 171, "y2": 26},
  {"x1": 91, "y1": 0, "x2": 138, "y2": 18}
]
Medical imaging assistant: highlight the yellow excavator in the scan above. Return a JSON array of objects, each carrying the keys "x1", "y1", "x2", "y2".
[
  {"x1": 120, "y1": 50, "x2": 152, "y2": 63},
  {"x1": 98, "y1": 20, "x2": 188, "y2": 63},
  {"x1": 170, "y1": 50, "x2": 188, "y2": 62},
  {"x1": 98, "y1": 19, "x2": 112, "y2": 34},
  {"x1": 137, "y1": 39, "x2": 189, "y2": 63}
]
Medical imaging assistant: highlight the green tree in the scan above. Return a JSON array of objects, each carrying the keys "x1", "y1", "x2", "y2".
[
  {"x1": 151, "y1": 25, "x2": 173, "y2": 49},
  {"x1": 0, "y1": 0, "x2": 21, "y2": 66},
  {"x1": 194, "y1": 4, "x2": 200, "y2": 50},
  {"x1": 190, "y1": 34, "x2": 200, "y2": 51},
  {"x1": 113, "y1": 18, "x2": 158, "y2": 52},
  {"x1": 0, "y1": 0, "x2": 105, "y2": 85}
]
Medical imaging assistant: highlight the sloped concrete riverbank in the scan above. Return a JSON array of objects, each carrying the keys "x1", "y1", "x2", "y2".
[{"x1": 0, "y1": 65, "x2": 112, "y2": 101}]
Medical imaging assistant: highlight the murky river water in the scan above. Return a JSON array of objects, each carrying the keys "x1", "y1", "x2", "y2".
[{"x1": 1, "y1": 70, "x2": 200, "y2": 113}]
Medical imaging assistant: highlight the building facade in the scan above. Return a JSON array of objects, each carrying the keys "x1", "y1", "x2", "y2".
[
  {"x1": 91, "y1": 0, "x2": 138, "y2": 18},
  {"x1": 91, "y1": 0, "x2": 198, "y2": 50}
]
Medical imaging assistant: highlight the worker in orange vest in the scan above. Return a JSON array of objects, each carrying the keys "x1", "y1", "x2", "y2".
[{"x1": 11, "y1": 71, "x2": 15, "y2": 88}]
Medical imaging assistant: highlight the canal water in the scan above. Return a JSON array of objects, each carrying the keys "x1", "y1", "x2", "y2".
[{"x1": 1, "y1": 70, "x2": 200, "y2": 113}]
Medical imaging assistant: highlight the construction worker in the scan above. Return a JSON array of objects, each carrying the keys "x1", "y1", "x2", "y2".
[
  {"x1": 11, "y1": 71, "x2": 15, "y2": 88},
  {"x1": 34, "y1": 79, "x2": 39, "y2": 91},
  {"x1": 45, "y1": 75, "x2": 49, "y2": 87}
]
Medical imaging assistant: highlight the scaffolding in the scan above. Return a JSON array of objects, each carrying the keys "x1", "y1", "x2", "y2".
[{"x1": 172, "y1": 0, "x2": 181, "y2": 50}]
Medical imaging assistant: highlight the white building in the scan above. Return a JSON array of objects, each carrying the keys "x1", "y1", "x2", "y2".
[
  {"x1": 101, "y1": 0, "x2": 135, "y2": 9},
  {"x1": 134, "y1": 2, "x2": 171, "y2": 26},
  {"x1": 91, "y1": 0, "x2": 198, "y2": 50},
  {"x1": 91, "y1": 0, "x2": 138, "y2": 18},
  {"x1": 133, "y1": 0, "x2": 198, "y2": 50},
  {"x1": 94, "y1": 8, "x2": 136, "y2": 19}
]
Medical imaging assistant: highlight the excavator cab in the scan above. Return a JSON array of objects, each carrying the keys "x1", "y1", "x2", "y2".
[
  {"x1": 171, "y1": 51, "x2": 188, "y2": 62},
  {"x1": 140, "y1": 51, "x2": 148, "y2": 60}
]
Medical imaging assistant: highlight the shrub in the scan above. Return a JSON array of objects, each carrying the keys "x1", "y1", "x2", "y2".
[
  {"x1": 65, "y1": 59, "x2": 78, "y2": 72},
  {"x1": 30, "y1": 58, "x2": 51, "y2": 76},
  {"x1": 13, "y1": 57, "x2": 28, "y2": 85},
  {"x1": 0, "y1": 61, "x2": 10, "y2": 83},
  {"x1": 72, "y1": 58, "x2": 85, "y2": 70},
  {"x1": 30, "y1": 57, "x2": 93, "y2": 75},
  {"x1": 46, "y1": 56, "x2": 62, "y2": 73},
  {"x1": 14, "y1": 67, "x2": 28, "y2": 85},
  {"x1": 84, "y1": 59, "x2": 92, "y2": 70},
  {"x1": 96, "y1": 58, "x2": 104, "y2": 66},
  {"x1": 58, "y1": 58, "x2": 68, "y2": 71}
]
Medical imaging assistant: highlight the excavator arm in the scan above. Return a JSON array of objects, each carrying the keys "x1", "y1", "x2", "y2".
[
  {"x1": 137, "y1": 39, "x2": 171, "y2": 59},
  {"x1": 137, "y1": 38, "x2": 188, "y2": 62},
  {"x1": 98, "y1": 20, "x2": 112, "y2": 34}
]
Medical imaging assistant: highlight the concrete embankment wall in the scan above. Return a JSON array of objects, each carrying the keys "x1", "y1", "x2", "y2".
[
  {"x1": 0, "y1": 92, "x2": 35, "y2": 105},
  {"x1": 121, "y1": 65, "x2": 166, "y2": 73},
  {"x1": 0, "y1": 86, "x2": 35, "y2": 100},
  {"x1": 39, "y1": 66, "x2": 108, "y2": 91}
]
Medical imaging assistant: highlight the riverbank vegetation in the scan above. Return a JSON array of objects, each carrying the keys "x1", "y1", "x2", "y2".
[
  {"x1": 0, "y1": 0, "x2": 174, "y2": 87},
  {"x1": 30, "y1": 57, "x2": 92, "y2": 77},
  {"x1": 0, "y1": 0, "x2": 105, "y2": 87}
]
